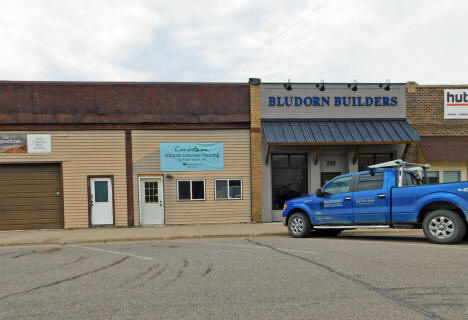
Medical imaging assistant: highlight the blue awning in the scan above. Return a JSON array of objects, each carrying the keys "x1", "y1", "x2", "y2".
[{"x1": 262, "y1": 119, "x2": 420, "y2": 144}]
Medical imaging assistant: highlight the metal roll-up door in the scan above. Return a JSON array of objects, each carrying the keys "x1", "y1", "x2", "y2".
[{"x1": 0, "y1": 164, "x2": 63, "y2": 230}]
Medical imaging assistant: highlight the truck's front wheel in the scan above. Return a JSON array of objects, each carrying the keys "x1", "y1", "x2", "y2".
[
  {"x1": 288, "y1": 212, "x2": 311, "y2": 238},
  {"x1": 423, "y1": 210, "x2": 466, "y2": 244}
]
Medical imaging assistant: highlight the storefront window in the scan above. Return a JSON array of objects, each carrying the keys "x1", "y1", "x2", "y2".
[
  {"x1": 177, "y1": 180, "x2": 205, "y2": 201},
  {"x1": 358, "y1": 153, "x2": 393, "y2": 171},
  {"x1": 427, "y1": 171, "x2": 439, "y2": 184},
  {"x1": 215, "y1": 179, "x2": 242, "y2": 200},
  {"x1": 271, "y1": 154, "x2": 308, "y2": 210},
  {"x1": 443, "y1": 171, "x2": 461, "y2": 183}
]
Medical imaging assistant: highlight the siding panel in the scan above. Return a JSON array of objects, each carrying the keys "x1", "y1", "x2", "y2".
[
  {"x1": 132, "y1": 130, "x2": 251, "y2": 225},
  {"x1": 0, "y1": 131, "x2": 127, "y2": 228}
]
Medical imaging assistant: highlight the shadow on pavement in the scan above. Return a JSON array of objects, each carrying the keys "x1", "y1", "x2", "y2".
[{"x1": 323, "y1": 233, "x2": 468, "y2": 245}]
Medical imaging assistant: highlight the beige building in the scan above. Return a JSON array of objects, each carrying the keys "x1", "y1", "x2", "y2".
[
  {"x1": 0, "y1": 131, "x2": 127, "y2": 229},
  {"x1": 132, "y1": 130, "x2": 251, "y2": 225},
  {"x1": 0, "y1": 81, "x2": 251, "y2": 230}
]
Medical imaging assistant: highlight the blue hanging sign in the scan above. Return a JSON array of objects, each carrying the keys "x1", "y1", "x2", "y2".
[{"x1": 160, "y1": 142, "x2": 224, "y2": 171}]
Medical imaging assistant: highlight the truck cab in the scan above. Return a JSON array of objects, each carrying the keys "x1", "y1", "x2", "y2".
[{"x1": 282, "y1": 160, "x2": 468, "y2": 244}]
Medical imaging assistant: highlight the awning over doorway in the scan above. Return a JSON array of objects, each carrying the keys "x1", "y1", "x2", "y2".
[
  {"x1": 419, "y1": 136, "x2": 468, "y2": 162},
  {"x1": 262, "y1": 119, "x2": 420, "y2": 145}
]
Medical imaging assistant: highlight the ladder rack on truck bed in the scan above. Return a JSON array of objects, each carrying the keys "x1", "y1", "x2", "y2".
[{"x1": 368, "y1": 159, "x2": 431, "y2": 187}]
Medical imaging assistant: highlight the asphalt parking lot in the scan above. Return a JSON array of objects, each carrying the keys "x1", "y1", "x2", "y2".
[{"x1": 0, "y1": 234, "x2": 467, "y2": 320}]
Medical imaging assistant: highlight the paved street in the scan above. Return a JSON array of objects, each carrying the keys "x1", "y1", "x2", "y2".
[{"x1": 0, "y1": 234, "x2": 467, "y2": 320}]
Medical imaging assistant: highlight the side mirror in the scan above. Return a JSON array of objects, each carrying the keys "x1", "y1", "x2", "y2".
[{"x1": 316, "y1": 188, "x2": 324, "y2": 197}]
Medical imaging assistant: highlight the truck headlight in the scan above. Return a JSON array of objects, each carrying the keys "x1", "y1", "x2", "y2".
[{"x1": 283, "y1": 203, "x2": 287, "y2": 211}]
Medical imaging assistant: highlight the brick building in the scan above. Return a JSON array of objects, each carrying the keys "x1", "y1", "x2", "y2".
[
  {"x1": 406, "y1": 82, "x2": 468, "y2": 182},
  {"x1": 250, "y1": 79, "x2": 420, "y2": 222}
]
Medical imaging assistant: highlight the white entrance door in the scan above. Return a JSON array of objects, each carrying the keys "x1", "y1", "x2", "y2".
[
  {"x1": 140, "y1": 178, "x2": 164, "y2": 225},
  {"x1": 90, "y1": 177, "x2": 114, "y2": 226}
]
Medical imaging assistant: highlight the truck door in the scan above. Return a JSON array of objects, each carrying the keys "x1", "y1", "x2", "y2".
[
  {"x1": 352, "y1": 172, "x2": 390, "y2": 224},
  {"x1": 314, "y1": 175, "x2": 354, "y2": 225}
]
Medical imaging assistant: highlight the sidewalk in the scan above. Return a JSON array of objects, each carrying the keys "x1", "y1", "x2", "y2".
[{"x1": 0, "y1": 223, "x2": 423, "y2": 247}]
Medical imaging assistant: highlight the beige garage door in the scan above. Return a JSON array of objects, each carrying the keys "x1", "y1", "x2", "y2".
[{"x1": 0, "y1": 164, "x2": 63, "y2": 230}]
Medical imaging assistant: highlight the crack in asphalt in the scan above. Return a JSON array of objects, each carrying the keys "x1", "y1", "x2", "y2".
[
  {"x1": 62, "y1": 256, "x2": 88, "y2": 267},
  {"x1": 0, "y1": 256, "x2": 129, "y2": 302},
  {"x1": 130, "y1": 264, "x2": 161, "y2": 289},
  {"x1": 0, "y1": 251, "x2": 18, "y2": 257},
  {"x1": 148, "y1": 263, "x2": 168, "y2": 281},
  {"x1": 387, "y1": 286, "x2": 467, "y2": 291},
  {"x1": 173, "y1": 259, "x2": 189, "y2": 282},
  {"x1": 135, "y1": 264, "x2": 161, "y2": 281},
  {"x1": 160, "y1": 258, "x2": 189, "y2": 289},
  {"x1": 12, "y1": 250, "x2": 37, "y2": 258},
  {"x1": 202, "y1": 264, "x2": 213, "y2": 276},
  {"x1": 245, "y1": 239, "x2": 444, "y2": 320}
]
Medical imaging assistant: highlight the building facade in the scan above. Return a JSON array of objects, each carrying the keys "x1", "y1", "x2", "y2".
[
  {"x1": 0, "y1": 81, "x2": 251, "y2": 230},
  {"x1": 250, "y1": 80, "x2": 421, "y2": 222},
  {"x1": 406, "y1": 82, "x2": 468, "y2": 183},
  {"x1": 2, "y1": 80, "x2": 467, "y2": 230}
]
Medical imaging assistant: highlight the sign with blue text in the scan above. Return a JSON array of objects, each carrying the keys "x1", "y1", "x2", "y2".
[
  {"x1": 160, "y1": 143, "x2": 224, "y2": 171},
  {"x1": 260, "y1": 83, "x2": 407, "y2": 119}
]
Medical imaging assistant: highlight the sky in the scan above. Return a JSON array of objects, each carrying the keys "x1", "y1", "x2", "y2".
[{"x1": 0, "y1": 0, "x2": 467, "y2": 84}]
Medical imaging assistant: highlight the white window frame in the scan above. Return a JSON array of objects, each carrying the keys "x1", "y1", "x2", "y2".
[
  {"x1": 214, "y1": 178, "x2": 243, "y2": 200},
  {"x1": 177, "y1": 179, "x2": 206, "y2": 201}
]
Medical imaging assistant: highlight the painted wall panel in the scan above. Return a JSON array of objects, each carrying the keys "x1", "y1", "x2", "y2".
[
  {"x1": 132, "y1": 130, "x2": 251, "y2": 225},
  {"x1": 0, "y1": 131, "x2": 127, "y2": 228}
]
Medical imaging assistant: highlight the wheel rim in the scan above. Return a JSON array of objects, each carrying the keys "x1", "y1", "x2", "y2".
[
  {"x1": 291, "y1": 217, "x2": 304, "y2": 234},
  {"x1": 429, "y1": 216, "x2": 455, "y2": 239}
]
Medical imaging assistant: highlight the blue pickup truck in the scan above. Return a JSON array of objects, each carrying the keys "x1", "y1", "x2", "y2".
[{"x1": 282, "y1": 160, "x2": 468, "y2": 244}]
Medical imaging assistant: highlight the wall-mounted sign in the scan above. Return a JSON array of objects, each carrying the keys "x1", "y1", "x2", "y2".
[
  {"x1": 444, "y1": 89, "x2": 468, "y2": 119},
  {"x1": 0, "y1": 134, "x2": 27, "y2": 153},
  {"x1": 160, "y1": 143, "x2": 224, "y2": 171},
  {"x1": 260, "y1": 84, "x2": 406, "y2": 119},
  {"x1": 27, "y1": 134, "x2": 52, "y2": 153},
  {"x1": 268, "y1": 96, "x2": 398, "y2": 107},
  {"x1": 0, "y1": 134, "x2": 52, "y2": 154}
]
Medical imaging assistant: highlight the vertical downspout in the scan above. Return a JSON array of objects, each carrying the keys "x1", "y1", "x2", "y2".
[{"x1": 125, "y1": 129, "x2": 134, "y2": 226}]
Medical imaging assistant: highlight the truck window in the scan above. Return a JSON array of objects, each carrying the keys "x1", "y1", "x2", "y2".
[
  {"x1": 323, "y1": 176, "x2": 352, "y2": 195},
  {"x1": 402, "y1": 171, "x2": 423, "y2": 186},
  {"x1": 357, "y1": 173, "x2": 383, "y2": 191}
]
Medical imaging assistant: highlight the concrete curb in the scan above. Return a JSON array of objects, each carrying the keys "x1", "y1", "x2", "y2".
[
  {"x1": 0, "y1": 232, "x2": 289, "y2": 247},
  {"x1": 0, "y1": 228, "x2": 425, "y2": 247}
]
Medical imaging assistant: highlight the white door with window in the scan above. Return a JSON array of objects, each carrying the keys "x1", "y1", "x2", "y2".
[
  {"x1": 90, "y1": 177, "x2": 114, "y2": 225},
  {"x1": 140, "y1": 178, "x2": 164, "y2": 225}
]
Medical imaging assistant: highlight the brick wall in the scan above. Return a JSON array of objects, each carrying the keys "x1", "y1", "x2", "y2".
[
  {"x1": 406, "y1": 82, "x2": 468, "y2": 162},
  {"x1": 250, "y1": 84, "x2": 262, "y2": 223}
]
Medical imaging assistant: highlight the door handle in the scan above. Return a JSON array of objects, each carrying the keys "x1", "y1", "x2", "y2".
[
  {"x1": 344, "y1": 196, "x2": 352, "y2": 201},
  {"x1": 377, "y1": 194, "x2": 387, "y2": 199}
]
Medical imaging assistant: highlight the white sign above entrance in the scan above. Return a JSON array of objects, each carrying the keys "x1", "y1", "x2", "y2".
[{"x1": 444, "y1": 89, "x2": 468, "y2": 119}]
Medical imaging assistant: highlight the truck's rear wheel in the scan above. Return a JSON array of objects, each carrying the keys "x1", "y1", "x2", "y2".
[
  {"x1": 423, "y1": 210, "x2": 466, "y2": 244},
  {"x1": 288, "y1": 212, "x2": 311, "y2": 238}
]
